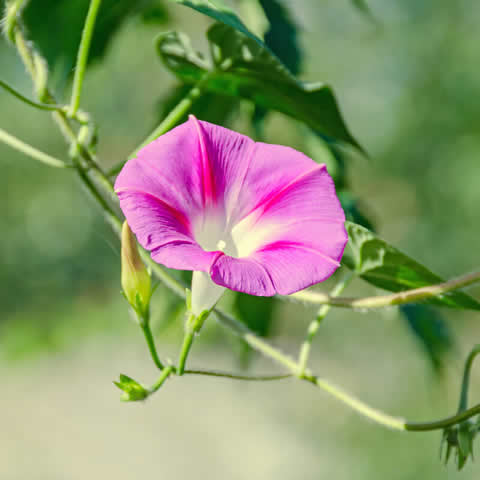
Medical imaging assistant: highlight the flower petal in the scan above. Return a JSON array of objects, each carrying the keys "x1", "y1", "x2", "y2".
[
  {"x1": 253, "y1": 242, "x2": 342, "y2": 295},
  {"x1": 151, "y1": 242, "x2": 220, "y2": 272},
  {"x1": 210, "y1": 255, "x2": 276, "y2": 296}
]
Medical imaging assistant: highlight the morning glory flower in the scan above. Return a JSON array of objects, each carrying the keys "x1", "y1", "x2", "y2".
[{"x1": 115, "y1": 116, "x2": 347, "y2": 316}]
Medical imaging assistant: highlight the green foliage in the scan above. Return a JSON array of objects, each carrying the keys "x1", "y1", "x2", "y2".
[
  {"x1": 158, "y1": 83, "x2": 239, "y2": 127},
  {"x1": 400, "y1": 304, "x2": 453, "y2": 371},
  {"x1": 21, "y1": 0, "x2": 166, "y2": 88},
  {"x1": 259, "y1": 0, "x2": 301, "y2": 75},
  {"x1": 157, "y1": 23, "x2": 361, "y2": 148},
  {"x1": 344, "y1": 221, "x2": 480, "y2": 310},
  {"x1": 170, "y1": 0, "x2": 264, "y2": 44}
]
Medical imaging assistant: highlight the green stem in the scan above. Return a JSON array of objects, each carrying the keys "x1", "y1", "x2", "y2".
[
  {"x1": 303, "y1": 373, "x2": 406, "y2": 430},
  {"x1": 183, "y1": 369, "x2": 291, "y2": 381},
  {"x1": 0, "y1": 79, "x2": 65, "y2": 111},
  {"x1": 297, "y1": 272, "x2": 354, "y2": 375},
  {"x1": 140, "y1": 320, "x2": 164, "y2": 371},
  {"x1": 458, "y1": 344, "x2": 480, "y2": 413},
  {"x1": 148, "y1": 365, "x2": 174, "y2": 394},
  {"x1": 290, "y1": 270, "x2": 480, "y2": 309},
  {"x1": 68, "y1": 0, "x2": 103, "y2": 117},
  {"x1": 0, "y1": 127, "x2": 68, "y2": 168},
  {"x1": 405, "y1": 404, "x2": 480, "y2": 432},
  {"x1": 177, "y1": 312, "x2": 209, "y2": 375}
]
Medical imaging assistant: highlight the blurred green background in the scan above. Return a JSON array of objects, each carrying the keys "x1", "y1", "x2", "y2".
[{"x1": 1, "y1": 0, "x2": 480, "y2": 478}]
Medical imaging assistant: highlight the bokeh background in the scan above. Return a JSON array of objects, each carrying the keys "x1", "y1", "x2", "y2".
[{"x1": 1, "y1": 0, "x2": 480, "y2": 478}]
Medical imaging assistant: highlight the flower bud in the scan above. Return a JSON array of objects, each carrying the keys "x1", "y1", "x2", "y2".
[{"x1": 121, "y1": 221, "x2": 151, "y2": 317}]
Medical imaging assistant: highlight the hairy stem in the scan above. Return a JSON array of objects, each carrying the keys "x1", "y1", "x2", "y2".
[
  {"x1": 297, "y1": 271, "x2": 354, "y2": 375},
  {"x1": 0, "y1": 79, "x2": 65, "y2": 111},
  {"x1": 68, "y1": 0, "x2": 103, "y2": 117},
  {"x1": 0, "y1": 127, "x2": 68, "y2": 168},
  {"x1": 290, "y1": 270, "x2": 480, "y2": 309}
]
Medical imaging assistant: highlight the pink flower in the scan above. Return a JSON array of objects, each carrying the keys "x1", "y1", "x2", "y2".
[{"x1": 115, "y1": 116, "x2": 347, "y2": 315}]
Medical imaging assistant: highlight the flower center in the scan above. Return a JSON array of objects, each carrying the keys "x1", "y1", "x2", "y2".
[{"x1": 193, "y1": 208, "x2": 277, "y2": 259}]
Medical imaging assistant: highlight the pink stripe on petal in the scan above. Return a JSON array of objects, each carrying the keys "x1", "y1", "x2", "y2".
[{"x1": 117, "y1": 191, "x2": 194, "y2": 251}]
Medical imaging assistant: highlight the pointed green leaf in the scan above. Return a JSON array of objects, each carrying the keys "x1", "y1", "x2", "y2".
[
  {"x1": 156, "y1": 25, "x2": 362, "y2": 149},
  {"x1": 170, "y1": 0, "x2": 263, "y2": 44},
  {"x1": 344, "y1": 221, "x2": 480, "y2": 310}
]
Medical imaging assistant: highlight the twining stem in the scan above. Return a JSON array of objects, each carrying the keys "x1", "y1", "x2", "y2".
[
  {"x1": 68, "y1": 0, "x2": 103, "y2": 117},
  {"x1": 148, "y1": 365, "x2": 174, "y2": 394},
  {"x1": 0, "y1": 127, "x2": 68, "y2": 168},
  {"x1": 290, "y1": 270, "x2": 480, "y2": 309},
  {"x1": 140, "y1": 319, "x2": 165, "y2": 371},
  {"x1": 297, "y1": 271, "x2": 354, "y2": 375},
  {"x1": 0, "y1": 79, "x2": 65, "y2": 111},
  {"x1": 458, "y1": 344, "x2": 480, "y2": 413}
]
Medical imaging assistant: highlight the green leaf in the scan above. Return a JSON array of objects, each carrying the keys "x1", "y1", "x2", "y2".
[
  {"x1": 400, "y1": 304, "x2": 454, "y2": 372},
  {"x1": 259, "y1": 0, "x2": 301, "y2": 75},
  {"x1": 344, "y1": 221, "x2": 480, "y2": 310},
  {"x1": 22, "y1": 0, "x2": 163, "y2": 88},
  {"x1": 156, "y1": 24, "x2": 362, "y2": 149},
  {"x1": 250, "y1": 0, "x2": 302, "y2": 134},
  {"x1": 170, "y1": 0, "x2": 263, "y2": 45}
]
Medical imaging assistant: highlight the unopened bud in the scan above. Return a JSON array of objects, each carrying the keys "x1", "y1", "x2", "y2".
[{"x1": 121, "y1": 221, "x2": 151, "y2": 317}]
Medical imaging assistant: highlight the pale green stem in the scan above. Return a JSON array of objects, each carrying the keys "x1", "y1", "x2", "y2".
[
  {"x1": 297, "y1": 272, "x2": 354, "y2": 375},
  {"x1": 458, "y1": 344, "x2": 480, "y2": 413},
  {"x1": 68, "y1": 0, "x2": 103, "y2": 117},
  {"x1": 0, "y1": 79, "x2": 65, "y2": 111},
  {"x1": 148, "y1": 365, "x2": 174, "y2": 394},
  {"x1": 177, "y1": 312, "x2": 209, "y2": 375},
  {"x1": 140, "y1": 319, "x2": 165, "y2": 371},
  {"x1": 0, "y1": 127, "x2": 68, "y2": 168},
  {"x1": 290, "y1": 270, "x2": 480, "y2": 309}
]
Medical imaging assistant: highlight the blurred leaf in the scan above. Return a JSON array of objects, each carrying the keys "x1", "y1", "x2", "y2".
[
  {"x1": 338, "y1": 191, "x2": 375, "y2": 231},
  {"x1": 141, "y1": 2, "x2": 169, "y2": 24},
  {"x1": 170, "y1": 0, "x2": 264, "y2": 44},
  {"x1": 400, "y1": 304, "x2": 454, "y2": 371},
  {"x1": 259, "y1": 0, "x2": 301, "y2": 75},
  {"x1": 251, "y1": 0, "x2": 302, "y2": 134},
  {"x1": 233, "y1": 293, "x2": 276, "y2": 366},
  {"x1": 157, "y1": 24, "x2": 362, "y2": 149},
  {"x1": 158, "y1": 83, "x2": 239, "y2": 127},
  {"x1": 22, "y1": 0, "x2": 162, "y2": 88},
  {"x1": 343, "y1": 221, "x2": 480, "y2": 310}
]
